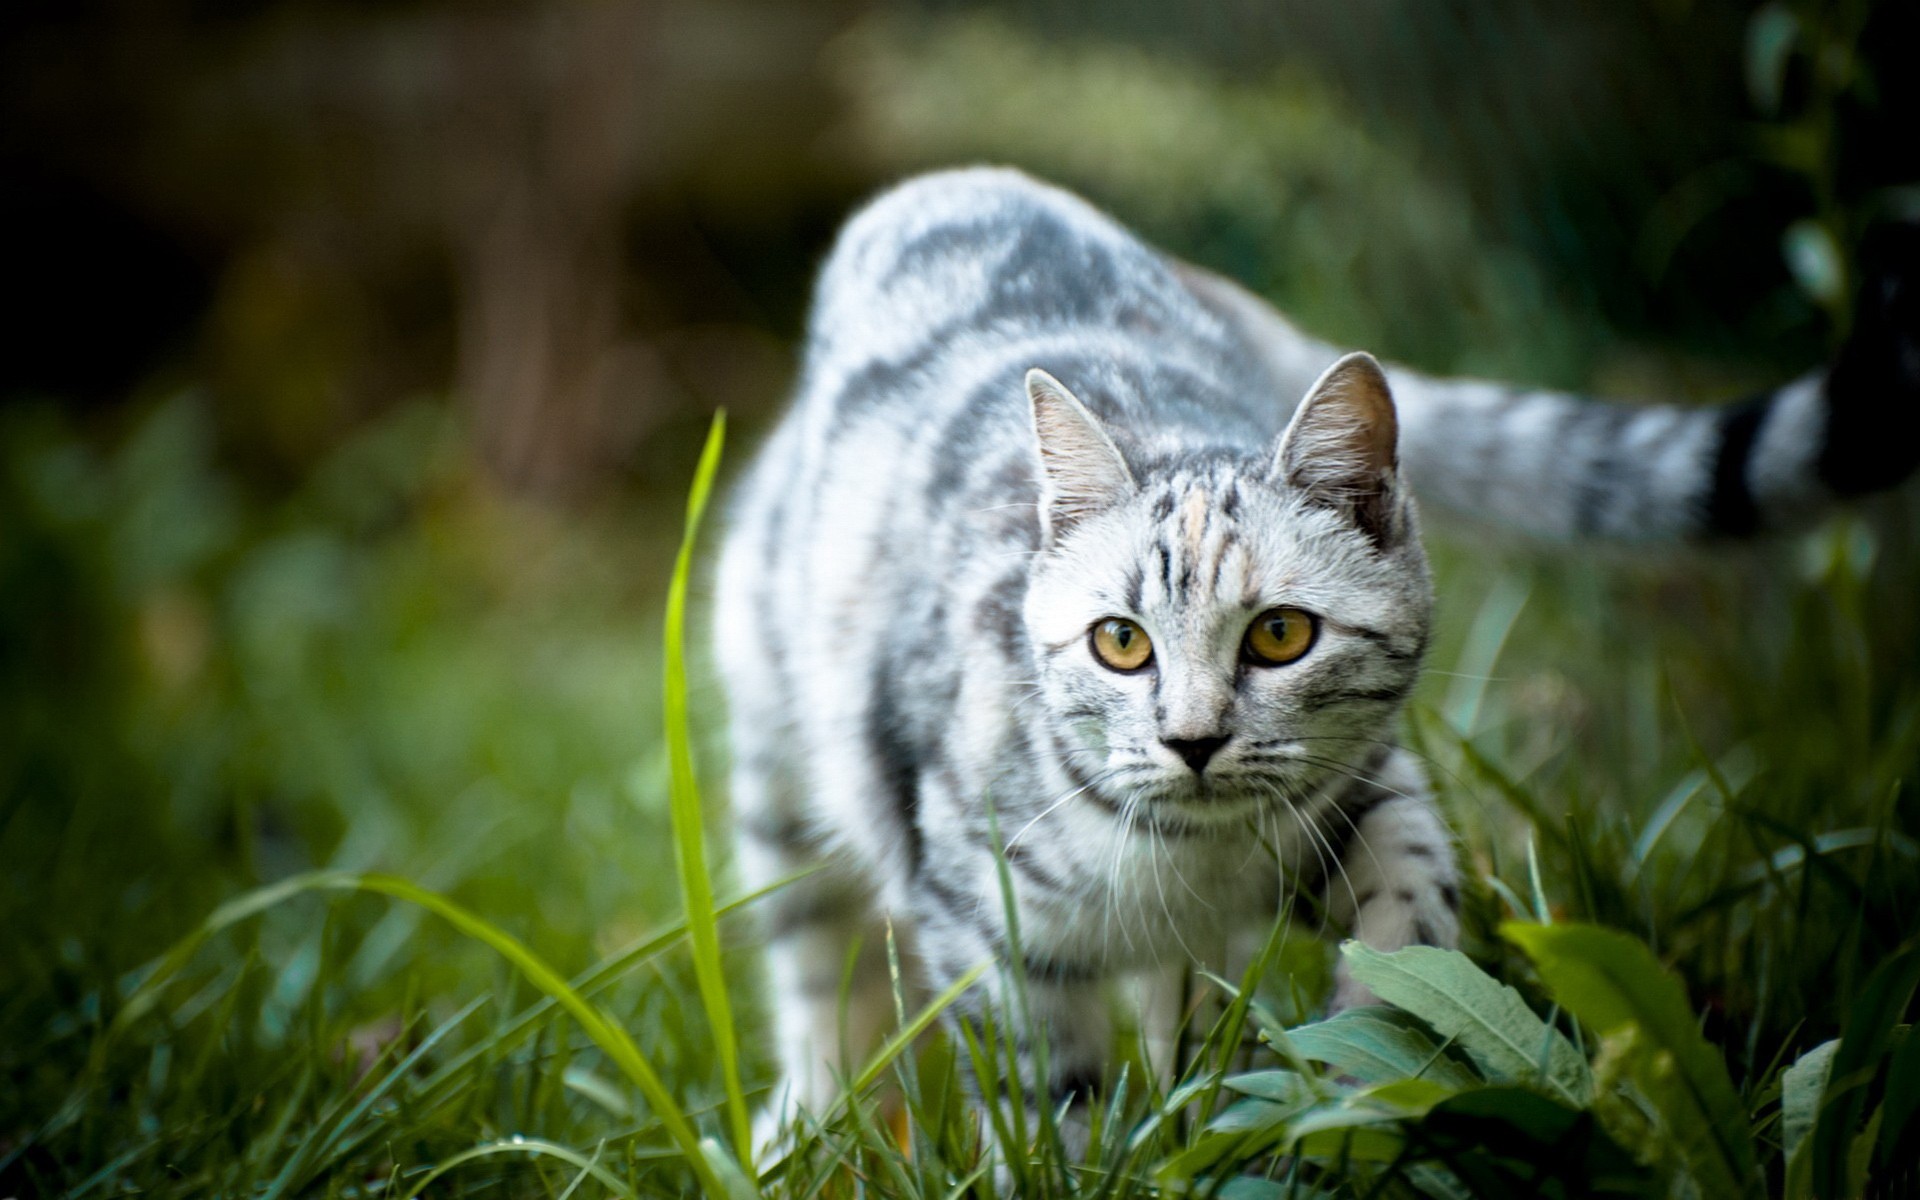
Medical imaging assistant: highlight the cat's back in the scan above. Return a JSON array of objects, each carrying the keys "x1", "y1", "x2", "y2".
[{"x1": 746, "y1": 169, "x2": 1275, "y2": 556}]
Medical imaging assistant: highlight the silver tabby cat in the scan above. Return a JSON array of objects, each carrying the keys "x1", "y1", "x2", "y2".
[{"x1": 715, "y1": 167, "x2": 1918, "y2": 1135}]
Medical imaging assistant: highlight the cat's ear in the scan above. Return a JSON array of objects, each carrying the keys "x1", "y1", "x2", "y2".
[
  {"x1": 1274, "y1": 352, "x2": 1404, "y2": 546},
  {"x1": 1027, "y1": 368, "x2": 1136, "y2": 542}
]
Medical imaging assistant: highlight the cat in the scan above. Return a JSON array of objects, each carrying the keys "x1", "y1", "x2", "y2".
[{"x1": 713, "y1": 166, "x2": 1919, "y2": 1141}]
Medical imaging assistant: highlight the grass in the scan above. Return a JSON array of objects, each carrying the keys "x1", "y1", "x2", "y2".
[{"x1": 3, "y1": 387, "x2": 1917, "y2": 1197}]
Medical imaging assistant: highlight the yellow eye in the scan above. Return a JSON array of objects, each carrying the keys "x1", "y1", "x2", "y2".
[
  {"x1": 1244, "y1": 608, "x2": 1317, "y2": 666},
  {"x1": 1090, "y1": 618, "x2": 1153, "y2": 672}
]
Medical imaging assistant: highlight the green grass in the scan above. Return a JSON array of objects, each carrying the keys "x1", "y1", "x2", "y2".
[{"x1": 4, "y1": 389, "x2": 1917, "y2": 1196}]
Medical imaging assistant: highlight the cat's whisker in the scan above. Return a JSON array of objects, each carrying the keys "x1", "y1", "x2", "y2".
[
  {"x1": 1005, "y1": 772, "x2": 1108, "y2": 851},
  {"x1": 1145, "y1": 820, "x2": 1183, "y2": 969},
  {"x1": 1283, "y1": 752, "x2": 1424, "y2": 888},
  {"x1": 1262, "y1": 776, "x2": 1360, "y2": 924}
]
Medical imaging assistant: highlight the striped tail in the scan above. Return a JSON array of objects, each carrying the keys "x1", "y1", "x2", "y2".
[
  {"x1": 1391, "y1": 224, "x2": 1919, "y2": 541},
  {"x1": 1195, "y1": 223, "x2": 1920, "y2": 542}
]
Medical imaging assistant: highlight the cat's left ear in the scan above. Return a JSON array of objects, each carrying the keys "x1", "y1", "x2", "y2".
[
  {"x1": 1027, "y1": 368, "x2": 1136, "y2": 543},
  {"x1": 1274, "y1": 352, "x2": 1406, "y2": 547}
]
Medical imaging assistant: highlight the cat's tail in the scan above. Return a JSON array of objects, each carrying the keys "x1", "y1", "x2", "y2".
[{"x1": 1201, "y1": 223, "x2": 1920, "y2": 541}]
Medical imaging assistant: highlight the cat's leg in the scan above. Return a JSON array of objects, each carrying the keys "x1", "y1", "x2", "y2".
[
  {"x1": 1130, "y1": 965, "x2": 1189, "y2": 1093},
  {"x1": 1128, "y1": 916, "x2": 1248, "y2": 1094},
  {"x1": 1317, "y1": 751, "x2": 1461, "y2": 1012},
  {"x1": 912, "y1": 877, "x2": 1112, "y2": 1157},
  {"x1": 734, "y1": 767, "x2": 904, "y2": 1144}
]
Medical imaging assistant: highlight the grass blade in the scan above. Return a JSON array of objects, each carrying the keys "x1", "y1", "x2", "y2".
[
  {"x1": 97, "y1": 870, "x2": 727, "y2": 1194},
  {"x1": 396, "y1": 1136, "x2": 637, "y2": 1200},
  {"x1": 662, "y1": 410, "x2": 755, "y2": 1170},
  {"x1": 851, "y1": 962, "x2": 989, "y2": 1096},
  {"x1": 343, "y1": 873, "x2": 726, "y2": 1194},
  {"x1": 1809, "y1": 940, "x2": 1920, "y2": 1200}
]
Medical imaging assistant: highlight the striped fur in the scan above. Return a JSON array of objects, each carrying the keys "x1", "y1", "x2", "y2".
[{"x1": 716, "y1": 167, "x2": 1917, "y2": 1136}]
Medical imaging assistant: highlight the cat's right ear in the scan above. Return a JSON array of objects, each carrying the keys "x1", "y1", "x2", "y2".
[{"x1": 1027, "y1": 368, "x2": 1136, "y2": 543}]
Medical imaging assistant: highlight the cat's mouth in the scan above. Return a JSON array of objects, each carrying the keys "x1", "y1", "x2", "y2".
[
  {"x1": 1095, "y1": 766, "x2": 1298, "y2": 831},
  {"x1": 1090, "y1": 745, "x2": 1361, "y2": 827}
]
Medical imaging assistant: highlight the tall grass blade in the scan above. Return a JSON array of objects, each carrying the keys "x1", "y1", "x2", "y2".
[
  {"x1": 662, "y1": 411, "x2": 756, "y2": 1168},
  {"x1": 851, "y1": 962, "x2": 989, "y2": 1096}
]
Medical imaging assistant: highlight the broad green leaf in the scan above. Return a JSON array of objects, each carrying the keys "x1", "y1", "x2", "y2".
[
  {"x1": 1221, "y1": 1069, "x2": 1314, "y2": 1106},
  {"x1": 1208, "y1": 1097, "x2": 1292, "y2": 1134},
  {"x1": 1285, "y1": 1005, "x2": 1481, "y2": 1091},
  {"x1": 1352, "y1": 1076, "x2": 1455, "y2": 1117},
  {"x1": 1285, "y1": 1106, "x2": 1407, "y2": 1162},
  {"x1": 1165, "y1": 1085, "x2": 1414, "y2": 1186},
  {"x1": 1504, "y1": 922, "x2": 1760, "y2": 1199},
  {"x1": 1341, "y1": 943, "x2": 1591, "y2": 1106},
  {"x1": 1780, "y1": 1038, "x2": 1836, "y2": 1168}
]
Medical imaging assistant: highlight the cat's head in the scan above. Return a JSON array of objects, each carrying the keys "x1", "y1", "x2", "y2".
[{"x1": 1021, "y1": 353, "x2": 1433, "y2": 828}]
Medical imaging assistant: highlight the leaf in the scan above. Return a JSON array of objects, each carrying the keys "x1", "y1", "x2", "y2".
[
  {"x1": 1352, "y1": 1077, "x2": 1456, "y2": 1116},
  {"x1": 1503, "y1": 922, "x2": 1761, "y2": 1199},
  {"x1": 1285, "y1": 1005, "x2": 1481, "y2": 1092},
  {"x1": 1341, "y1": 943, "x2": 1591, "y2": 1106},
  {"x1": 1779, "y1": 1038, "x2": 1836, "y2": 1168},
  {"x1": 1221, "y1": 1069, "x2": 1315, "y2": 1106},
  {"x1": 1284, "y1": 1106, "x2": 1409, "y2": 1162},
  {"x1": 1811, "y1": 942, "x2": 1920, "y2": 1200},
  {"x1": 1208, "y1": 1097, "x2": 1293, "y2": 1134}
]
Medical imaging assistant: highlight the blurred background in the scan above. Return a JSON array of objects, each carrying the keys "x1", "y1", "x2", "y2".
[{"x1": 4, "y1": 0, "x2": 1919, "y2": 1187}]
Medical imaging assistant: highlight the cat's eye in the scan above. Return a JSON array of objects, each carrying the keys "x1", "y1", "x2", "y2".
[
  {"x1": 1090, "y1": 618, "x2": 1153, "y2": 672},
  {"x1": 1244, "y1": 608, "x2": 1317, "y2": 666}
]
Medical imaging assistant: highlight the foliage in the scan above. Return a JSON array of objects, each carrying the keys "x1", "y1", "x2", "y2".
[{"x1": 6, "y1": 388, "x2": 1919, "y2": 1195}]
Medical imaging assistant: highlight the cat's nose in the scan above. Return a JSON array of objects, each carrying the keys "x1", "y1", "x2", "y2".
[{"x1": 1163, "y1": 735, "x2": 1229, "y2": 773}]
